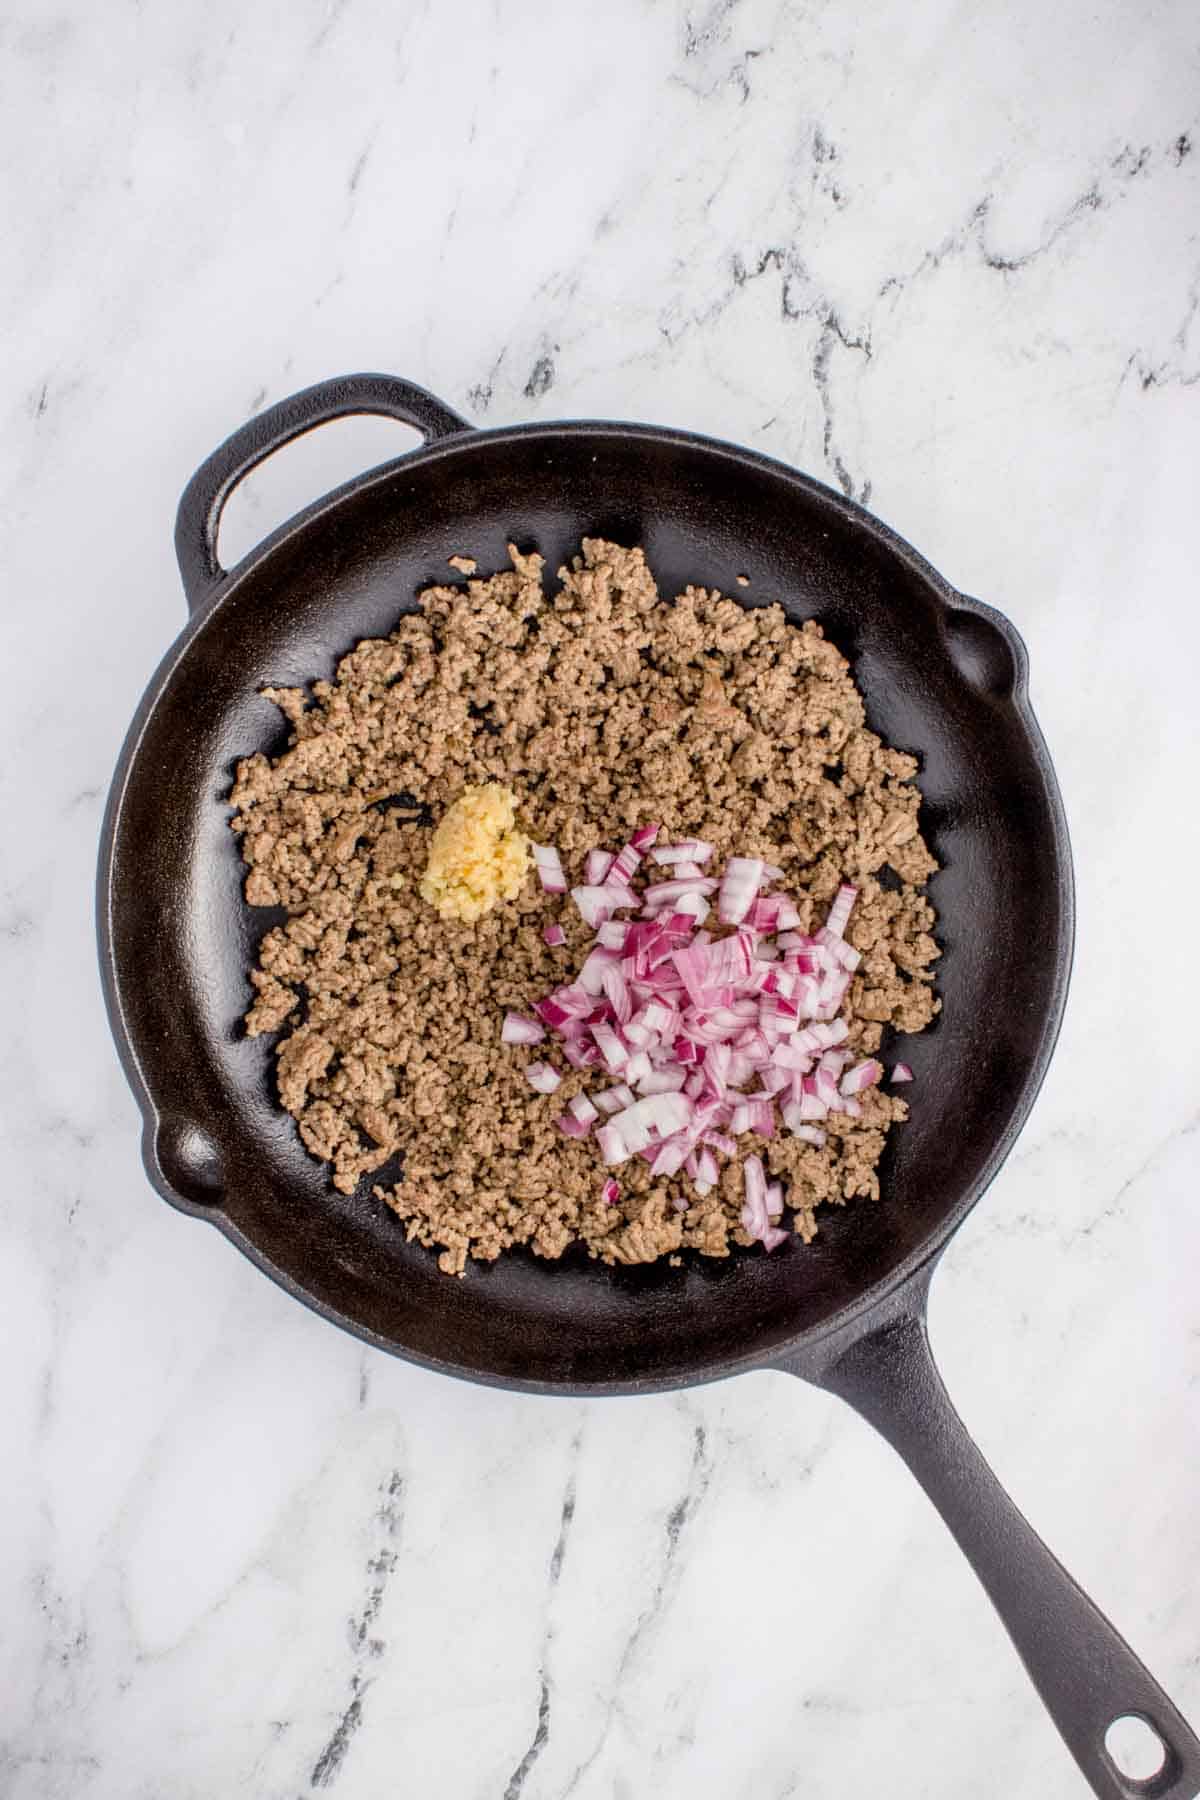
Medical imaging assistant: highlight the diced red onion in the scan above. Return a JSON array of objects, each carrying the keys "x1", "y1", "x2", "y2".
[
  {"x1": 609, "y1": 841, "x2": 643, "y2": 886},
  {"x1": 571, "y1": 884, "x2": 634, "y2": 928},
  {"x1": 600, "y1": 963, "x2": 632, "y2": 1023},
  {"x1": 509, "y1": 844, "x2": 888, "y2": 1222},
  {"x1": 648, "y1": 1139, "x2": 684, "y2": 1178},
  {"x1": 502, "y1": 1012, "x2": 546, "y2": 1045},
  {"x1": 525, "y1": 1062, "x2": 562, "y2": 1094},
  {"x1": 740, "y1": 1153, "x2": 788, "y2": 1251},
  {"x1": 825, "y1": 883, "x2": 858, "y2": 939},
  {"x1": 631, "y1": 1091, "x2": 692, "y2": 1138},
  {"x1": 782, "y1": 1103, "x2": 826, "y2": 1144},
  {"x1": 591, "y1": 1023, "x2": 628, "y2": 1072},
  {"x1": 718, "y1": 856, "x2": 764, "y2": 926},
  {"x1": 892, "y1": 1062, "x2": 914, "y2": 1083},
  {"x1": 532, "y1": 844, "x2": 567, "y2": 893},
  {"x1": 602, "y1": 1177, "x2": 620, "y2": 1205},
  {"x1": 643, "y1": 877, "x2": 720, "y2": 910},
  {"x1": 638, "y1": 1068, "x2": 687, "y2": 1095},
  {"x1": 651, "y1": 840, "x2": 715, "y2": 865},
  {"x1": 840, "y1": 1058, "x2": 882, "y2": 1096},
  {"x1": 596, "y1": 1123, "x2": 628, "y2": 1165},
  {"x1": 814, "y1": 1067, "x2": 840, "y2": 1109},
  {"x1": 750, "y1": 1099, "x2": 776, "y2": 1137}
]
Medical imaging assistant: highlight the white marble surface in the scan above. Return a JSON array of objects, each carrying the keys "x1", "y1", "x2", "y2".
[{"x1": 2, "y1": 1, "x2": 1198, "y2": 1795}]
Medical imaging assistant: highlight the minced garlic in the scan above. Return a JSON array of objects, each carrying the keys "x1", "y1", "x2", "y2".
[{"x1": 419, "y1": 782, "x2": 529, "y2": 922}]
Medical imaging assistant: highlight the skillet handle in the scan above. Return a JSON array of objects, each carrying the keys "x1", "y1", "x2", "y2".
[
  {"x1": 174, "y1": 373, "x2": 471, "y2": 613},
  {"x1": 790, "y1": 1277, "x2": 1200, "y2": 1799}
]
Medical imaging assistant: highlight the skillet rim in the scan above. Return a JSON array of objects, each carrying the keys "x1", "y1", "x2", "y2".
[{"x1": 97, "y1": 415, "x2": 1076, "y2": 1394}]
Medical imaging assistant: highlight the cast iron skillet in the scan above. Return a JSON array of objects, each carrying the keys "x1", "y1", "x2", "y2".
[{"x1": 99, "y1": 373, "x2": 1198, "y2": 1798}]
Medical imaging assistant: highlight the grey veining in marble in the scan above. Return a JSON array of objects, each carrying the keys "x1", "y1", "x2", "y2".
[{"x1": 2, "y1": 1, "x2": 1198, "y2": 1796}]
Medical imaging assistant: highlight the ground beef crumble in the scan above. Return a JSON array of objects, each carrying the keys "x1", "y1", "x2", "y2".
[{"x1": 230, "y1": 540, "x2": 939, "y2": 1275}]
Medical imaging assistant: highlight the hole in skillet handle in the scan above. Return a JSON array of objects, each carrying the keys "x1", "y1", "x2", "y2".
[
  {"x1": 174, "y1": 373, "x2": 472, "y2": 616},
  {"x1": 217, "y1": 414, "x2": 425, "y2": 570},
  {"x1": 1104, "y1": 1714, "x2": 1174, "y2": 1795}
]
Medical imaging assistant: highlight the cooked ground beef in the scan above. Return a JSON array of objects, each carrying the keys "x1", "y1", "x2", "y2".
[{"x1": 230, "y1": 540, "x2": 939, "y2": 1275}]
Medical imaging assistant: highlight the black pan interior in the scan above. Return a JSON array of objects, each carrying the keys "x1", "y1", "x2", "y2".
[{"x1": 103, "y1": 425, "x2": 1071, "y2": 1391}]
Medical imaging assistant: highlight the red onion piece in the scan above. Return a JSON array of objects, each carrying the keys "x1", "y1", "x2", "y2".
[
  {"x1": 840, "y1": 1058, "x2": 882, "y2": 1096},
  {"x1": 525, "y1": 1062, "x2": 562, "y2": 1095},
  {"x1": 571, "y1": 884, "x2": 635, "y2": 928},
  {"x1": 638, "y1": 1068, "x2": 687, "y2": 1095},
  {"x1": 740, "y1": 1153, "x2": 787, "y2": 1250},
  {"x1": 596, "y1": 1123, "x2": 628, "y2": 1166},
  {"x1": 892, "y1": 1062, "x2": 914, "y2": 1083},
  {"x1": 591, "y1": 1023, "x2": 628, "y2": 1072},
  {"x1": 585, "y1": 849, "x2": 615, "y2": 885},
  {"x1": 650, "y1": 839, "x2": 714, "y2": 865},
  {"x1": 542, "y1": 923, "x2": 566, "y2": 948},
  {"x1": 609, "y1": 842, "x2": 642, "y2": 886},
  {"x1": 718, "y1": 856, "x2": 764, "y2": 926},
  {"x1": 532, "y1": 843, "x2": 567, "y2": 893},
  {"x1": 653, "y1": 1138, "x2": 690, "y2": 1178},
  {"x1": 825, "y1": 883, "x2": 858, "y2": 939},
  {"x1": 502, "y1": 1013, "x2": 546, "y2": 1046},
  {"x1": 602, "y1": 1177, "x2": 621, "y2": 1205}
]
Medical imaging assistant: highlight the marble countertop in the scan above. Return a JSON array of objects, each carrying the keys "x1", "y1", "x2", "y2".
[{"x1": 3, "y1": 2, "x2": 1198, "y2": 1796}]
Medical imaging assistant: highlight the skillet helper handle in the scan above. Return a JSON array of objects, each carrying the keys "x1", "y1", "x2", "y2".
[
  {"x1": 174, "y1": 373, "x2": 471, "y2": 613},
  {"x1": 803, "y1": 1301, "x2": 1200, "y2": 1800}
]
